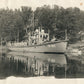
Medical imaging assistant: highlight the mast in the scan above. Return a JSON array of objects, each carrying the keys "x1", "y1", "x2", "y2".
[
  {"x1": 65, "y1": 29, "x2": 67, "y2": 40},
  {"x1": 38, "y1": 27, "x2": 41, "y2": 44},
  {"x1": 32, "y1": 12, "x2": 34, "y2": 32},
  {"x1": 28, "y1": 11, "x2": 35, "y2": 45},
  {"x1": 17, "y1": 28, "x2": 19, "y2": 42},
  {"x1": 48, "y1": 29, "x2": 50, "y2": 41},
  {"x1": 1, "y1": 37, "x2": 2, "y2": 49}
]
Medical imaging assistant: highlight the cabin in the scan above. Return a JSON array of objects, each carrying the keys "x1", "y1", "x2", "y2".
[
  {"x1": 29, "y1": 28, "x2": 49, "y2": 45},
  {"x1": 7, "y1": 28, "x2": 50, "y2": 47},
  {"x1": 80, "y1": 33, "x2": 84, "y2": 42}
]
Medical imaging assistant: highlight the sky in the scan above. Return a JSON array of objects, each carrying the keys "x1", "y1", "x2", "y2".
[{"x1": 0, "y1": 0, "x2": 84, "y2": 11}]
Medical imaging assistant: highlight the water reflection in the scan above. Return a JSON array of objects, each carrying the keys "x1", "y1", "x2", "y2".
[{"x1": 0, "y1": 51, "x2": 67, "y2": 78}]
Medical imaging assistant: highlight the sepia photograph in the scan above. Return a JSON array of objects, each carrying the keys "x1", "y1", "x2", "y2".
[{"x1": 0, "y1": 0, "x2": 84, "y2": 82}]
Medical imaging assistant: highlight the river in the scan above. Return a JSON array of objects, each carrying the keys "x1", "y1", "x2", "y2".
[{"x1": 0, "y1": 48, "x2": 84, "y2": 79}]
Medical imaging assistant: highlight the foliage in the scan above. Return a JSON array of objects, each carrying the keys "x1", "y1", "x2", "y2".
[{"x1": 0, "y1": 5, "x2": 84, "y2": 43}]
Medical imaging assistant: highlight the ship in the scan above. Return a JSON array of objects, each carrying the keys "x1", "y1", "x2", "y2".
[
  {"x1": 7, "y1": 27, "x2": 68, "y2": 54},
  {"x1": 7, "y1": 13, "x2": 68, "y2": 54}
]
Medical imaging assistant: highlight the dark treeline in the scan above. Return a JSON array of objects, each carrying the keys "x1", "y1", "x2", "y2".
[{"x1": 0, "y1": 5, "x2": 84, "y2": 43}]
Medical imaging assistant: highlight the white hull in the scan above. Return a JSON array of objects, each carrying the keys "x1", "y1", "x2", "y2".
[{"x1": 8, "y1": 41, "x2": 68, "y2": 53}]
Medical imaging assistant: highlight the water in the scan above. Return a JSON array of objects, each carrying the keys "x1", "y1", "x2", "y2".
[
  {"x1": 0, "y1": 49, "x2": 84, "y2": 79},
  {"x1": 0, "y1": 50, "x2": 67, "y2": 78}
]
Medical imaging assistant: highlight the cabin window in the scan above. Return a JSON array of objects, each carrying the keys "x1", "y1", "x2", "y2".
[
  {"x1": 43, "y1": 35, "x2": 47, "y2": 39},
  {"x1": 46, "y1": 35, "x2": 48, "y2": 38},
  {"x1": 40, "y1": 35, "x2": 42, "y2": 38}
]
